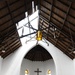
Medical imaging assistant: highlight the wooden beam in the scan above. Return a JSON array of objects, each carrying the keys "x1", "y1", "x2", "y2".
[
  {"x1": 0, "y1": 0, "x2": 19, "y2": 10},
  {"x1": 40, "y1": 12, "x2": 75, "y2": 43},
  {"x1": 55, "y1": 2, "x2": 72, "y2": 45}
]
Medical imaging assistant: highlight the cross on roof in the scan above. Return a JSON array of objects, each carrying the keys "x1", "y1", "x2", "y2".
[{"x1": 34, "y1": 68, "x2": 42, "y2": 75}]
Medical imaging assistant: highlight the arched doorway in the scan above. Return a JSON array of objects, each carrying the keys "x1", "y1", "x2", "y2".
[{"x1": 20, "y1": 45, "x2": 56, "y2": 75}]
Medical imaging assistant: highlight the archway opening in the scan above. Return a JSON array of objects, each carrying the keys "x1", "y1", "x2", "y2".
[{"x1": 20, "y1": 45, "x2": 56, "y2": 75}]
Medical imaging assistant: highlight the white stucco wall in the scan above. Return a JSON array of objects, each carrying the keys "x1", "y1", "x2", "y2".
[
  {"x1": 73, "y1": 59, "x2": 75, "y2": 75},
  {"x1": 21, "y1": 59, "x2": 45, "y2": 75},
  {"x1": 20, "y1": 59, "x2": 55, "y2": 75},
  {"x1": 1, "y1": 40, "x2": 75, "y2": 75},
  {"x1": 44, "y1": 59, "x2": 56, "y2": 75},
  {"x1": 40, "y1": 41, "x2": 75, "y2": 75},
  {"x1": 0, "y1": 56, "x2": 3, "y2": 75},
  {"x1": 21, "y1": 59, "x2": 32, "y2": 75}
]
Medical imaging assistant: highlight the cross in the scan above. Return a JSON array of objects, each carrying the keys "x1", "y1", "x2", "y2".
[{"x1": 34, "y1": 68, "x2": 42, "y2": 75}]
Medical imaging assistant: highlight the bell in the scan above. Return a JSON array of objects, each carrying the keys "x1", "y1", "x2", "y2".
[{"x1": 36, "y1": 31, "x2": 42, "y2": 41}]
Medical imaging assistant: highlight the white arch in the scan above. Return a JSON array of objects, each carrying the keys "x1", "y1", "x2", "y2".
[
  {"x1": 20, "y1": 41, "x2": 57, "y2": 75},
  {"x1": 1, "y1": 40, "x2": 74, "y2": 75}
]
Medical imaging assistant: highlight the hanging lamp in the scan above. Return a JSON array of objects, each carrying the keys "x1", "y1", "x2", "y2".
[{"x1": 36, "y1": 30, "x2": 42, "y2": 41}]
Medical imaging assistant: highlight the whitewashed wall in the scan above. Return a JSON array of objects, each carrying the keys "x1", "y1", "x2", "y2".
[
  {"x1": 40, "y1": 41, "x2": 75, "y2": 75},
  {"x1": 21, "y1": 59, "x2": 32, "y2": 75},
  {"x1": 21, "y1": 59, "x2": 55, "y2": 75},
  {"x1": 21, "y1": 59, "x2": 44, "y2": 75},
  {"x1": 1, "y1": 40, "x2": 75, "y2": 75},
  {"x1": 44, "y1": 59, "x2": 56, "y2": 75},
  {"x1": 73, "y1": 59, "x2": 75, "y2": 75},
  {"x1": 0, "y1": 56, "x2": 3, "y2": 75}
]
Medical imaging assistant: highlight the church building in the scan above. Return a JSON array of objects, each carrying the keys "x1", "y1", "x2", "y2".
[{"x1": 0, "y1": 0, "x2": 75, "y2": 75}]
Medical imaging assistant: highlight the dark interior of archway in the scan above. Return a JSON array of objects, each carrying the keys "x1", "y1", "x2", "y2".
[{"x1": 25, "y1": 45, "x2": 52, "y2": 61}]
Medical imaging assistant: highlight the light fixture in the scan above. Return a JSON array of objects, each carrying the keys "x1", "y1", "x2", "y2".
[
  {"x1": 48, "y1": 70, "x2": 51, "y2": 74},
  {"x1": 36, "y1": 30, "x2": 42, "y2": 41},
  {"x1": 2, "y1": 50, "x2": 5, "y2": 53},
  {"x1": 0, "y1": 46, "x2": 6, "y2": 53},
  {"x1": 25, "y1": 69, "x2": 29, "y2": 74},
  {"x1": 25, "y1": 30, "x2": 49, "y2": 46}
]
